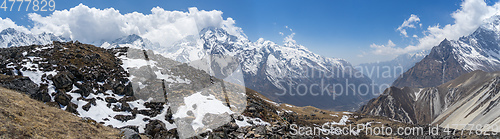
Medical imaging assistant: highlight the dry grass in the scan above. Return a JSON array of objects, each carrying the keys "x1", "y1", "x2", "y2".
[{"x1": 0, "y1": 87, "x2": 120, "y2": 139}]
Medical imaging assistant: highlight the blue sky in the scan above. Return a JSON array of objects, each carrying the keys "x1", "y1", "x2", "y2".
[{"x1": 2, "y1": 0, "x2": 498, "y2": 64}]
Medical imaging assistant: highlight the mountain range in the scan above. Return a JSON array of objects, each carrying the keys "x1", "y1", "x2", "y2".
[
  {"x1": 0, "y1": 40, "x2": 427, "y2": 138},
  {"x1": 358, "y1": 50, "x2": 428, "y2": 91},
  {"x1": 4, "y1": 13, "x2": 500, "y2": 136},
  {"x1": 0, "y1": 27, "x2": 379, "y2": 111},
  {"x1": 0, "y1": 28, "x2": 70, "y2": 48},
  {"x1": 361, "y1": 15, "x2": 500, "y2": 130},
  {"x1": 393, "y1": 15, "x2": 500, "y2": 88},
  {"x1": 65, "y1": 27, "x2": 375, "y2": 111},
  {"x1": 361, "y1": 70, "x2": 500, "y2": 131}
]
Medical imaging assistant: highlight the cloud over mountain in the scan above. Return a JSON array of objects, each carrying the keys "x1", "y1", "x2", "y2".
[
  {"x1": 371, "y1": 0, "x2": 500, "y2": 56},
  {"x1": 8, "y1": 4, "x2": 242, "y2": 47},
  {"x1": 397, "y1": 14, "x2": 420, "y2": 37},
  {"x1": 0, "y1": 17, "x2": 30, "y2": 33}
]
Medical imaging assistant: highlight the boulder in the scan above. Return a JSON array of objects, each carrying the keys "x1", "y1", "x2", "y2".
[
  {"x1": 82, "y1": 102, "x2": 92, "y2": 111},
  {"x1": 53, "y1": 72, "x2": 75, "y2": 91},
  {"x1": 75, "y1": 83, "x2": 92, "y2": 97},
  {"x1": 114, "y1": 83, "x2": 133, "y2": 97},
  {"x1": 54, "y1": 90, "x2": 71, "y2": 106},
  {"x1": 32, "y1": 84, "x2": 51, "y2": 102},
  {"x1": 236, "y1": 115, "x2": 244, "y2": 121},
  {"x1": 120, "y1": 128, "x2": 141, "y2": 139},
  {"x1": 66, "y1": 65, "x2": 84, "y2": 81},
  {"x1": 66, "y1": 102, "x2": 79, "y2": 115},
  {"x1": 227, "y1": 122, "x2": 239, "y2": 131},
  {"x1": 114, "y1": 115, "x2": 135, "y2": 122},
  {"x1": 144, "y1": 120, "x2": 166, "y2": 137},
  {"x1": 0, "y1": 74, "x2": 39, "y2": 96},
  {"x1": 105, "y1": 97, "x2": 118, "y2": 103}
]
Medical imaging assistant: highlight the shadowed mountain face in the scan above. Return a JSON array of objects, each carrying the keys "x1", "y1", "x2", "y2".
[
  {"x1": 393, "y1": 15, "x2": 500, "y2": 88},
  {"x1": 392, "y1": 39, "x2": 468, "y2": 88},
  {"x1": 362, "y1": 15, "x2": 500, "y2": 128},
  {"x1": 361, "y1": 71, "x2": 500, "y2": 127}
]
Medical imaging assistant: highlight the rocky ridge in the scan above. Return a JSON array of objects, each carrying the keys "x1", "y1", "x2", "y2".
[
  {"x1": 393, "y1": 15, "x2": 500, "y2": 88},
  {"x1": 361, "y1": 70, "x2": 500, "y2": 130}
]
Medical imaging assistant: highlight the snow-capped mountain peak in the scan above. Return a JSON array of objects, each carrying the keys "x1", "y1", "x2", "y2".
[
  {"x1": 100, "y1": 34, "x2": 160, "y2": 50},
  {"x1": 450, "y1": 16, "x2": 500, "y2": 72},
  {"x1": 0, "y1": 27, "x2": 375, "y2": 111},
  {"x1": 103, "y1": 27, "x2": 372, "y2": 110},
  {"x1": 0, "y1": 28, "x2": 69, "y2": 48},
  {"x1": 479, "y1": 14, "x2": 500, "y2": 34}
]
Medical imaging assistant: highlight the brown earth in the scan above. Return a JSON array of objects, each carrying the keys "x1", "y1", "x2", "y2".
[{"x1": 0, "y1": 87, "x2": 120, "y2": 139}]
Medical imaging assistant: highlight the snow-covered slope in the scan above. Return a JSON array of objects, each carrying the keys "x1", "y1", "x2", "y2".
[
  {"x1": 450, "y1": 16, "x2": 500, "y2": 72},
  {"x1": 433, "y1": 72, "x2": 500, "y2": 132},
  {"x1": 99, "y1": 27, "x2": 375, "y2": 111},
  {"x1": 0, "y1": 28, "x2": 69, "y2": 48},
  {"x1": 393, "y1": 15, "x2": 500, "y2": 88},
  {"x1": 363, "y1": 14, "x2": 500, "y2": 126},
  {"x1": 361, "y1": 70, "x2": 500, "y2": 129}
]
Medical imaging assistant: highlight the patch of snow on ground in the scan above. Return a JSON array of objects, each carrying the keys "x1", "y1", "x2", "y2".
[
  {"x1": 119, "y1": 56, "x2": 157, "y2": 71},
  {"x1": 235, "y1": 116, "x2": 270, "y2": 127},
  {"x1": 415, "y1": 88, "x2": 424, "y2": 101},
  {"x1": 154, "y1": 71, "x2": 191, "y2": 84},
  {"x1": 172, "y1": 92, "x2": 234, "y2": 131},
  {"x1": 325, "y1": 115, "x2": 350, "y2": 126},
  {"x1": 75, "y1": 90, "x2": 175, "y2": 133},
  {"x1": 342, "y1": 112, "x2": 352, "y2": 115},
  {"x1": 284, "y1": 104, "x2": 294, "y2": 107}
]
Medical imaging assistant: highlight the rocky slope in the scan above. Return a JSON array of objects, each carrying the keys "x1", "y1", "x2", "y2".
[
  {"x1": 361, "y1": 70, "x2": 500, "y2": 130},
  {"x1": 0, "y1": 41, "x2": 364, "y2": 138},
  {"x1": 393, "y1": 15, "x2": 500, "y2": 88}
]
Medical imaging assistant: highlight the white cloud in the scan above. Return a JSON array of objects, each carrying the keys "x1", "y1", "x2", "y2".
[
  {"x1": 284, "y1": 32, "x2": 296, "y2": 46},
  {"x1": 370, "y1": 40, "x2": 401, "y2": 55},
  {"x1": 370, "y1": 40, "x2": 395, "y2": 48},
  {"x1": 23, "y1": 4, "x2": 242, "y2": 47},
  {"x1": 0, "y1": 17, "x2": 30, "y2": 33},
  {"x1": 357, "y1": 51, "x2": 367, "y2": 58},
  {"x1": 281, "y1": 26, "x2": 304, "y2": 49},
  {"x1": 371, "y1": 0, "x2": 500, "y2": 56},
  {"x1": 279, "y1": 32, "x2": 284, "y2": 36},
  {"x1": 397, "y1": 14, "x2": 420, "y2": 37}
]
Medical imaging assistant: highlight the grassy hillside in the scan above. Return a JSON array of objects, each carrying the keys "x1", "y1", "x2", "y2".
[{"x1": 0, "y1": 87, "x2": 120, "y2": 139}]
